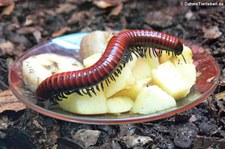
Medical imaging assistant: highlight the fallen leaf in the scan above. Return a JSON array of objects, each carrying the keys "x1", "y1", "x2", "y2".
[
  {"x1": 17, "y1": 26, "x2": 43, "y2": 35},
  {"x1": 55, "y1": 3, "x2": 77, "y2": 14},
  {"x1": 109, "y1": 3, "x2": 123, "y2": 16},
  {"x1": 215, "y1": 91, "x2": 225, "y2": 101},
  {"x1": 145, "y1": 11, "x2": 173, "y2": 28},
  {"x1": 33, "y1": 31, "x2": 42, "y2": 43},
  {"x1": 93, "y1": 0, "x2": 121, "y2": 9},
  {"x1": 66, "y1": 0, "x2": 86, "y2": 3},
  {"x1": 145, "y1": 7, "x2": 187, "y2": 28},
  {"x1": 49, "y1": 126, "x2": 59, "y2": 144},
  {"x1": 1, "y1": 2, "x2": 15, "y2": 16},
  {"x1": 43, "y1": 9, "x2": 55, "y2": 16},
  {"x1": 24, "y1": 15, "x2": 34, "y2": 26},
  {"x1": 68, "y1": 11, "x2": 89, "y2": 25},
  {"x1": 52, "y1": 27, "x2": 69, "y2": 37},
  {"x1": 202, "y1": 25, "x2": 222, "y2": 39},
  {"x1": 0, "y1": 89, "x2": 26, "y2": 113},
  {"x1": 213, "y1": 91, "x2": 225, "y2": 117},
  {"x1": 0, "y1": 0, "x2": 12, "y2": 7}
]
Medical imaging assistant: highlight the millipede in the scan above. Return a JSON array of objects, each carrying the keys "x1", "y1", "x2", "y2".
[{"x1": 36, "y1": 30, "x2": 184, "y2": 102}]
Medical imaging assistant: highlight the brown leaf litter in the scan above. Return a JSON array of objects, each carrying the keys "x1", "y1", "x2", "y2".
[{"x1": 0, "y1": 89, "x2": 26, "y2": 113}]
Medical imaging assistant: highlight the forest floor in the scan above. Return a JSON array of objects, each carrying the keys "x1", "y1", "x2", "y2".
[{"x1": 0, "y1": 0, "x2": 225, "y2": 148}]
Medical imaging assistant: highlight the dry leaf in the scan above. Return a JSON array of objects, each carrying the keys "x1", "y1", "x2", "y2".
[
  {"x1": 33, "y1": 31, "x2": 42, "y2": 43},
  {"x1": 215, "y1": 91, "x2": 225, "y2": 101},
  {"x1": 202, "y1": 26, "x2": 222, "y2": 39},
  {"x1": 93, "y1": 0, "x2": 121, "y2": 9},
  {"x1": 0, "y1": 89, "x2": 26, "y2": 113},
  {"x1": 0, "y1": 0, "x2": 12, "y2": 7},
  {"x1": 17, "y1": 26, "x2": 43, "y2": 34},
  {"x1": 109, "y1": 3, "x2": 123, "y2": 16},
  {"x1": 217, "y1": 100, "x2": 225, "y2": 116},
  {"x1": 24, "y1": 15, "x2": 34, "y2": 26},
  {"x1": 145, "y1": 11, "x2": 173, "y2": 28},
  {"x1": 1, "y1": 2, "x2": 15, "y2": 16},
  {"x1": 55, "y1": 3, "x2": 77, "y2": 14},
  {"x1": 214, "y1": 91, "x2": 225, "y2": 117},
  {"x1": 68, "y1": 11, "x2": 89, "y2": 25},
  {"x1": 52, "y1": 27, "x2": 69, "y2": 37}
]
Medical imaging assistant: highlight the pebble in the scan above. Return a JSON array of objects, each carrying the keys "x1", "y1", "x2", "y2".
[{"x1": 72, "y1": 129, "x2": 101, "y2": 148}]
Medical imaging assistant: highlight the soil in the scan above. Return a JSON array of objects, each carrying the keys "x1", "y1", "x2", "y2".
[{"x1": 0, "y1": 0, "x2": 225, "y2": 148}]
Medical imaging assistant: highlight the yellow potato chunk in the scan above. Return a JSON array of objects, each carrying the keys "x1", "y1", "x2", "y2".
[
  {"x1": 58, "y1": 91, "x2": 107, "y2": 115},
  {"x1": 107, "y1": 96, "x2": 134, "y2": 114},
  {"x1": 171, "y1": 45, "x2": 193, "y2": 65},
  {"x1": 80, "y1": 31, "x2": 113, "y2": 59},
  {"x1": 83, "y1": 53, "x2": 102, "y2": 68},
  {"x1": 22, "y1": 53, "x2": 83, "y2": 91},
  {"x1": 152, "y1": 61, "x2": 190, "y2": 99},
  {"x1": 131, "y1": 85, "x2": 176, "y2": 114},
  {"x1": 176, "y1": 64, "x2": 196, "y2": 88},
  {"x1": 114, "y1": 78, "x2": 151, "y2": 100},
  {"x1": 171, "y1": 45, "x2": 196, "y2": 88},
  {"x1": 146, "y1": 49, "x2": 160, "y2": 69},
  {"x1": 159, "y1": 51, "x2": 173, "y2": 64},
  {"x1": 104, "y1": 64, "x2": 135, "y2": 98},
  {"x1": 82, "y1": 52, "x2": 137, "y2": 99},
  {"x1": 132, "y1": 57, "x2": 152, "y2": 80}
]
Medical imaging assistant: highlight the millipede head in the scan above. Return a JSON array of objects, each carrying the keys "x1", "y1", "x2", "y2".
[
  {"x1": 174, "y1": 41, "x2": 183, "y2": 56},
  {"x1": 173, "y1": 40, "x2": 187, "y2": 63}
]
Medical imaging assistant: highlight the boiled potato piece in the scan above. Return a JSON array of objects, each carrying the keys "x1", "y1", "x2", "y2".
[
  {"x1": 126, "y1": 53, "x2": 138, "y2": 69},
  {"x1": 22, "y1": 57, "x2": 51, "y2": 91},
  {"x1": 171, "y1": 45, "x2": 196, "y2": 88},
  {"x1": 159, "y1": 51, "x2": 173, "y2": 64},
  {"x1": 146, "y1": 49, "x2": 160, "y2": 69},
  {"x1": 83, "y1": 53, "x2": 137, "y2": 69},
  {"x1": 58, "y1": 91, "x2": 107, "y2": 115},
  {"x1": 80, "y1": 31, "x2": 113, "y2": 59},
  {"x1": 104, "y1": 63, "x2": 135, "y2": 98},
  {"x1": 22, "y1": 53, "x2": 84, "y2": 91},
  {"x1": 132, "y1": 57, "x2": 152, "y2": 80},
  {"x1": 171, "y1": 45, "x2": 193, "y2": 65},
  {"x1": 176, "y1": 64, "x2": 196, "y2": 88},
  {"x1": 114, "y1": 78, "x2": 151, "y2": 100},
  {"x1": 152, "y1": 61, "x2": 190, "y2": 99},
  {"x1": 83, "y1": 53, "x2": 102, "y2": 68},
  {"x1": 82, "y1": 51, "x2": 137, "y2": 98},
  {"x1": 107, "y1": 96, "x2": 134, "y2": 114},
  {"x1": 131, "y1": 85, "x2": 176, "y2": 114}
]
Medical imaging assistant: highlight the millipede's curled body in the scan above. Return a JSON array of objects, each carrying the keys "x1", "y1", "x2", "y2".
[{"x1": 36, "y1": 30, "x2": 183, "y2": 102}]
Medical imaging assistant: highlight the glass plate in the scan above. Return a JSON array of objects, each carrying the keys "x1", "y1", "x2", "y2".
[{"x1": 9, "y1": 32, "x2": 220, "y2": 124}]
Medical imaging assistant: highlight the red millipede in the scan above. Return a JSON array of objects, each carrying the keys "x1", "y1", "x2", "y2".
[{"x1": 36, "y1": 30, "x2": 184, "y2": 102}]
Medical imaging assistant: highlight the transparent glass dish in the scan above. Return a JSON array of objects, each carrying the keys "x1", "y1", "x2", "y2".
[{"x1": 9, "y1": 32, "x2": 220, "y2": 124}]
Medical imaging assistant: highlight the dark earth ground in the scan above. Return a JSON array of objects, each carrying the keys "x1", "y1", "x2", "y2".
[{"x1": 0, "y1": 0, "x2": 225, "y2": 148}]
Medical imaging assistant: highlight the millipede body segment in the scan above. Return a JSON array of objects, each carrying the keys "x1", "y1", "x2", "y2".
[{"x1": 36, "y1": 30, "x2": 183, "y2": 102}]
